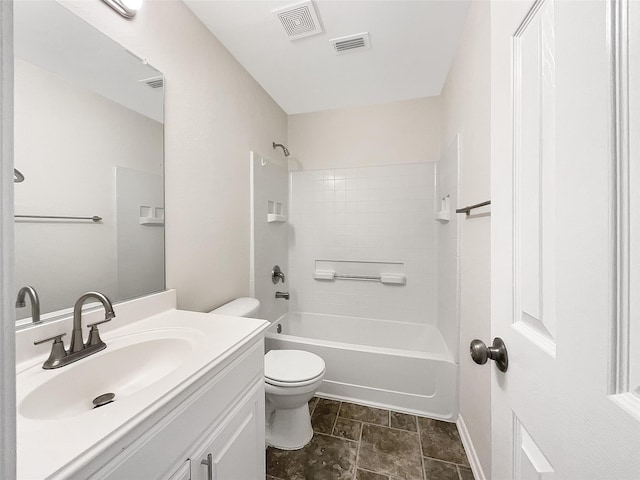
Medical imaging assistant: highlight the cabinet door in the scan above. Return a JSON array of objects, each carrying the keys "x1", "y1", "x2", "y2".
[
  {"x1": 166, "y1": 460, "x2": 191, "y2": 480},
  {"x1": 194, "y1": 382, "x2": 265, "y2": 480}
]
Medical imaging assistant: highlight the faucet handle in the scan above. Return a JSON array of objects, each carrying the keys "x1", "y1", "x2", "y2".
[
  {"x1": 86, "y1": 318, "x2": 112, "y2": 329},
  {"x1": 34, "y1": 333, "x2": 68, "y2": 369},
  {"x1": 86, "y1": 319, "x2": 110, "y2": 347},
  {"x1": 34, "y1": 333, "x2": 66, "y2": 346}
]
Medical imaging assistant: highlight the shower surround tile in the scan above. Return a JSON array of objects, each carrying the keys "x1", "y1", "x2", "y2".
[
  {"x1": 267, "y1": 398, "x2": 474, "y2": 480},
  {"x1": 288, "y1": 163, "x2": 438, "y2": 324}
]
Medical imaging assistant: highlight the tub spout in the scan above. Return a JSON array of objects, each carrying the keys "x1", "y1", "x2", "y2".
[{"x1": 275, "y1": 292, "x2": 290, "y2": 300}]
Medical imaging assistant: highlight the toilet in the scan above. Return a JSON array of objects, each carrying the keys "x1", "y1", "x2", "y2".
[{"x1": 210, "y1": 298, "x2": 325, "y2": 450}]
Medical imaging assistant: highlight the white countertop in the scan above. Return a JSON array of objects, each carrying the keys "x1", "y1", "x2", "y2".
[{"x1": 16, "y1": 291, "x2": 269, "y2": 479}]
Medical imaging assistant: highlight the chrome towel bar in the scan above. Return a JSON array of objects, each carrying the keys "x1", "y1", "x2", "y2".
[
  {"x1": 456, "y1": 200, "x2": 491, "y2": 216},
  {"x1": 15, "y1": 214, "x2": 102, "y2": 222}
]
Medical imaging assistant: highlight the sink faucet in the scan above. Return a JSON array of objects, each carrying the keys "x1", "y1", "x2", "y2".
[
  {"x1": 71, "y1": 292, "x2": 115, "y2": 353},
  {"x1": 34, "y1": 291, "x2": 115, "y2": 369},
  {"x1": 15, "y1": 285, "x2": 40, "y2": 324}
]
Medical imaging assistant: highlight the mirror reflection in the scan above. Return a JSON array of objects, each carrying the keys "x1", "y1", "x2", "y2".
[{"x1": 13, "y1": 1, "x2": 165, "y2": 324}]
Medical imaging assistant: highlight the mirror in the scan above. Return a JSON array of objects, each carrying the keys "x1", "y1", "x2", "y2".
[{"x1": 13, "y1": 1, "x2": 165, "y2": 325}]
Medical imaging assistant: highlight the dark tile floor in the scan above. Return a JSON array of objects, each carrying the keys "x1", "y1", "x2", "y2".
[{"x1": 266, "y1": 397, "x2": 474, "y2": 480}]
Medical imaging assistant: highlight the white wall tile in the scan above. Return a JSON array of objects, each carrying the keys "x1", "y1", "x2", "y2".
[{"x1": 289, "y1": 162, "x2": 437, "y2": 324}]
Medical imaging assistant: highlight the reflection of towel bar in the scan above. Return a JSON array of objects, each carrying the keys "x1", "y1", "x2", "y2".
[
  {"x1": 456, "y1": 200, "x2": 491, "y2": 216},
  {"x1": 15, "y1": 214, "x2": 102, "y2": 222},
  {"x1": 314, "y1": 271, "x2": 406, "y2": 285}
]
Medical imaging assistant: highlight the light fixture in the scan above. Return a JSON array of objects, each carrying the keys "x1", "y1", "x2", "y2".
[{"x1": 101, "y1": 0, "x2": 142, "y2": 19}]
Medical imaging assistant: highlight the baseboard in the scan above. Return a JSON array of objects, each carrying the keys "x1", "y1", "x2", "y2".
[{"x1": 456, "y1": 414, "x2": 487, "y2": 480}]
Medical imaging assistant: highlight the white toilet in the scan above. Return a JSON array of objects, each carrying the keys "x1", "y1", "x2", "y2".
[{"x1": 210, "y1": 298, "x2": 325, "y2": 450}]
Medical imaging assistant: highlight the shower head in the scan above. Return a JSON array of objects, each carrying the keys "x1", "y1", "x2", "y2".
[{"x1": 272, "y1": 142, "x2": 290, "y2": 157}]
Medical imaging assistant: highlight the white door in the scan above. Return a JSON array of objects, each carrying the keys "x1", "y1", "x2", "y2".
[{"x1": 490, "y1": 0, "x2": 640, "y2": 479}]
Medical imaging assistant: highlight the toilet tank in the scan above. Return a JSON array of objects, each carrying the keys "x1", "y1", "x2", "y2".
[{"x1": 209, "y1": 297, "x2": 260, "y2": 317}]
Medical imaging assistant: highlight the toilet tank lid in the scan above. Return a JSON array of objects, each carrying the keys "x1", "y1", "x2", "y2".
[{"x1": 210, "y1": 297, "x2": 260, "y2": 317}]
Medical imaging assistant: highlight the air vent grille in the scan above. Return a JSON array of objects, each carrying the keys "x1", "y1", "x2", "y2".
[
  {"x1": 139, "y1": 76, "x2": 164, "y2": 89},
  {"x1": 330, "y1": 32, "x2": 371, "y2": 55},
  {"x1": 273, "y1": 1, "x2": 323, "y2": 41}
]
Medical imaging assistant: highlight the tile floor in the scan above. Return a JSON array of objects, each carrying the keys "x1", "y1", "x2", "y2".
[{"x1": 266, "y1": 397, "x2": 474, "y2": 480}]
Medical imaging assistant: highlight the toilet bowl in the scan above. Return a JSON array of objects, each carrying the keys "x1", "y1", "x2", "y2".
[
  {"x1": 210, "y1": 298, "x2": 325, "y2": 450},
  {"x1": 264, "y1": 349, "x2": 325, "y2": 450}
]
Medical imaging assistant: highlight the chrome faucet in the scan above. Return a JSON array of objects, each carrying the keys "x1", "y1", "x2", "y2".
[
  {"x1": 34, "y1": 291, "x2": 115, "y2": 369},
  {"x1": 272, "y1": 265, "x2": 286, "y2": 284},
  {"x1": 71, "y1": 292, "x2": 115, "y2": 353},
  {"x1": 16, "y1": 285, "x2": 40, "y2": 323},
  {"x1": 275, "y1": 291, "x2": 290, "y2": 300}
]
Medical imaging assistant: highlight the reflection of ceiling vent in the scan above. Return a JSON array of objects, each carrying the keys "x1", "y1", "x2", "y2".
[
  {"x1": 139, "y1": 76, "x2": 164, "y2": 89},
  {"x1": 273, "y1": 1, "x2": 323, "y2": 41},
  {"x1": 330, "y1": 32, "x2": 371, "y2": 55}
]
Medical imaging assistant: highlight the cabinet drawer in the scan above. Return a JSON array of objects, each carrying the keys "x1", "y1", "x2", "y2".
[{"x1": 94, "y1": 340, "x2": 264, "y2": 480}]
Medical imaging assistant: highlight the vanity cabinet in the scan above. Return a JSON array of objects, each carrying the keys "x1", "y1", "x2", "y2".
[
  {"x1": 190, "y1": 383, "x2": 264, "y2": 480},
  {"x1": 89, "y1": 340, "x2": 266, "y2": 480}
]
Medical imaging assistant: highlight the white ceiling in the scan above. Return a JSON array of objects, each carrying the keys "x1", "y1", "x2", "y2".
[
  {"x1": 14, "y1": 1, "x2": 164, "y2": 123},
  {"x1": 184, "y1": 0, "x2": 471, "y2": 114}
]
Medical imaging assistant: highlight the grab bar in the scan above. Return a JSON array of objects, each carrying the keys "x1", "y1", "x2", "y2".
[
  {"x1": 314, "y1": 271, "x2": 406, "y2": 285},
  {"x1": 335, "y1": 274, "x2": 380, "y2": 281},
  {"x1": 15, "y1": 214, "x2": 102, "y2": 222},
  {"x1": 456, "y1": 200, "x2": 491, "y2": 216}
]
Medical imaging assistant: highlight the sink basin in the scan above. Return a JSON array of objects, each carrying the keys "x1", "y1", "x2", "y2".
[{"x1": 19, "y1": 329, "x2": 198, "y2": 420}]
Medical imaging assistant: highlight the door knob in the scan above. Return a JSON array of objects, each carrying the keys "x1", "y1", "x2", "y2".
[{"x1": 470, "y1": 337, "x2": 508, "y2": 372}]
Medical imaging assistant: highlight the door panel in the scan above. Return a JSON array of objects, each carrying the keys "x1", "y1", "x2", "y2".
[
  {"x1": 513, "y1": 0, "x2": 557, "y2": 354},
  {"x1": 513, "y1": 418, "x2": 554, "y2": 480},
  {"x1": 491, "y1": 0, "x2": 640, "y2": 478}
]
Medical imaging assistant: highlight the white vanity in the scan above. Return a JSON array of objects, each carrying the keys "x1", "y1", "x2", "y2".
[{"x1": 16, "y1": 290, "x2": 269, "y2": 480}]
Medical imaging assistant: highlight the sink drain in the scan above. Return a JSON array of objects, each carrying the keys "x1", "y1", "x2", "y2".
[{"x1": 93, "y1": 393, "x2": 115, "y2": 409}]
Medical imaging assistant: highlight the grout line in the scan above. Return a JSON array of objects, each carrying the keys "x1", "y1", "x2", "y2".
[
  {"x1": 354, "y1": 412, "x2": 364, "y2": 480},
  {"x1": 418, "y1": 415, "x2": 426, "y2": 480},
  {"x1": 330, "y1": 401, "x2": 342, "y2": 436},
  {"x1": 422, "y1": 455, "x2": 469, "y2": 468},
  {"x1": 357, "y1": 420, "x2": 420, "y2": 435},
  {"x1": 357, "y1": 466, "x2": 392, "y2": 479},
  {"x1": 457, "y1": 464, "x2": 463, "y2": 480}
]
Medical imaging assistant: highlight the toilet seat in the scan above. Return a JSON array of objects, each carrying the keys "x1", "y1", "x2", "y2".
[{"x1": 265, "y1": 350, "x2": 326, "y2": 387}]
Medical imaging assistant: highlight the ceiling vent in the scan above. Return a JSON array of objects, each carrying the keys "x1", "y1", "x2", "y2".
[
  {"x1": 330, "y1": 32, "x2": 371, "y2": 55},
  {"x1": 139, "y1": 76, "x2": 164, "y2": 89},
  {"x1": 273, "y1": 1, "x2": 323, "y2": 41}
]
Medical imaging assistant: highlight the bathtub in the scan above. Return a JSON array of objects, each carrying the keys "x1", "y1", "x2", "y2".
[{"x1": 264, "y1": 312, "x2": 458, "y2": 420}]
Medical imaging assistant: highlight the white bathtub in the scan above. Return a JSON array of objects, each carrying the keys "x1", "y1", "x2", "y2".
[{"x1": 264, "y1": 312, "x2": 458, "y2": 420}]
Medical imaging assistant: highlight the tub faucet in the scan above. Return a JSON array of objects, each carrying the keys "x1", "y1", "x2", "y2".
[
  {"x1": 16, "y1": 285, "x2": 40, "y2": 324},
  {"x1": 275, "y1": 291, "x2": 290, "y2": 300}
]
